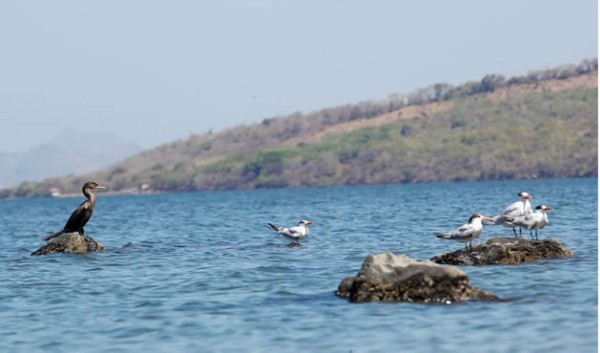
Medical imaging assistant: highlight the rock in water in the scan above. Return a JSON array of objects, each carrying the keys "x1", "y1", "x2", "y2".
[
  {"x1": 336, "y1": 253, "x2": 498, "y2": 303},
  {"x1": 431, "y1": 237, "x2": 575, "y2": 266},
  {"x1": 31, "y1": 232, "x2": 105, "y2": 256}
]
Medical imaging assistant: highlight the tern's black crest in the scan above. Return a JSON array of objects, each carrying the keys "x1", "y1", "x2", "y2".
[{"x1": 468, "y1": 214, "x2": 481, "y2": 223}]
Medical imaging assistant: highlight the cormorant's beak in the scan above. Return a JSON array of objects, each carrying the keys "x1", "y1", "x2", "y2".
[{"x1": 94, "y1": 185, "x2": 107, "y2": 190}]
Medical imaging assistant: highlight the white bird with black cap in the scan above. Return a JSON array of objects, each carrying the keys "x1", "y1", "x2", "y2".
[
  {"x1": 486, "y1": 192, "x2": 532, "y2": 237},
  {"x1": 505, "y1": 205, "x2": 553, "y2": 240},
  {"x1": 267, "y1": 220, "x2": 313, "y2": 244},
  {"x1": 434, "y1": 214, "x2": 494, "y2": 251}
]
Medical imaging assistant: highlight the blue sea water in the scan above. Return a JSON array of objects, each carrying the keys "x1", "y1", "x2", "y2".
[{"x1": 0, "y1": 178, "x2": 597, "y2": 353}]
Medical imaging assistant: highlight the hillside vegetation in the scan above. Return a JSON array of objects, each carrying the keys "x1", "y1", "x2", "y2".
[{"x1": 3, "y1": 60, "x2": 597, "y2": 198}]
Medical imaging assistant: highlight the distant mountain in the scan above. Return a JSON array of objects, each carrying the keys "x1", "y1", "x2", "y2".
[
  {"x1": 2, "y1": 59, "x2": 597, "y2": 198},
  {"x1": 0, "y1": 130, "x2": 142, "y2": 188}
]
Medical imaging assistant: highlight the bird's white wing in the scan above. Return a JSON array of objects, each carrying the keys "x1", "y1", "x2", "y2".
[
  {"x1": 279, "y1": 226, "x2": 304, "y2": 240},
  {"x1": 287, "y1": 226, "x2": 304, "y2": 237},
  {"x1": 448, "y1": 224, "x2": 476, "y2": 240},
  {"x1": 510, "y1": 213, "x2": 542, "y2": 230},
  {"x1": 502, "y1": 201, "x2": 524, "y2": 218}
]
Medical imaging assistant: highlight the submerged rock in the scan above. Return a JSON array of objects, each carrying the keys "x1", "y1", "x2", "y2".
[
  {"x1": 431, "y1": 237, "x2": 574, "y2": 266},
  {"x1": 31, "y1": 232, "x2": 105, "y2": 256},
  {"x1": 336, "y1": 253, "x2": 498, "y2": 303}
]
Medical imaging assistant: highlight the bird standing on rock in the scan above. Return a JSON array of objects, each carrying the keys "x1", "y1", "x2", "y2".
[
  {"x1": 43, "y1": 182, "x2": 107, "y2": 241},
  {"x1": 434, "y1": 214, "x2": 494, "y2": 251},
  {"x1": 505, "y1": 205, "x2": 553, "y2": 240},
  {"x1": 487, "y1": 192, "x2": 532, "y2": 237},
  {"x1": 267, "y1": 220, "x2": 313, "y2": 245}
]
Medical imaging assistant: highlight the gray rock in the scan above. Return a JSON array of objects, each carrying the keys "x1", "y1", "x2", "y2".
[
  {"x1": 336, "y1": 253, "x2": 498, "y2": 303},
  {"x1": 31, "y1": 232, "x2": 105, "y2": 256},
  {"x1": 431, "y1": 237, "x2": 575, "y2": 265}
]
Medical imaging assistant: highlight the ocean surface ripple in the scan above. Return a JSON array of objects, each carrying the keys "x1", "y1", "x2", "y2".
[{"x1": 0, "y1": 178, "x2": 597, "y2": 352}]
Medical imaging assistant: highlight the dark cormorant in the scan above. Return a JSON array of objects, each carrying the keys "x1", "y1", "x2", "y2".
[{"x1": 43, "y1": 181, "x2": 107, "y2": 241}]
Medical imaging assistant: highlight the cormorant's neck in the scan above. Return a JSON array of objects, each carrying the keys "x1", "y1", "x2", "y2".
[{"x1": 83, "y1": 188, "x2": 96, "y2": 207}]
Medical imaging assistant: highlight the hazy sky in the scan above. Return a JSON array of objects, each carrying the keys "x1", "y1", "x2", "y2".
[{"x1": 0, "y1": 0, "x2": 597, "y2": 152}]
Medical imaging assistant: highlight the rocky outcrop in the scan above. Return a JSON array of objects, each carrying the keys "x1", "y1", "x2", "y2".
[
  {"x1": 31, "y1": 232, "x2": 105, "y2": 256},
  {"x1": 431, "y1": 237, "x2": 575, "y2": 265},
  {"x1": 336, "y1": 253, "x2": 498, "y2": 303}
]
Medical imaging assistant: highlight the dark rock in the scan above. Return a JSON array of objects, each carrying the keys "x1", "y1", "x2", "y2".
[
  {"x1": 431, "y1": 237, "x2": 574, "y2": 265},
  {"x1": 31, "y1": 232, "x2": 105, "y2": 256},
  {"x1": 336, "y1": 253, "x2": 498, "y2": 303}
]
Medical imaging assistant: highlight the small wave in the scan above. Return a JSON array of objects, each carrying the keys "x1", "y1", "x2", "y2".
[{"x1": 273, "y1": 290, "x2": 301, "y2": 296}]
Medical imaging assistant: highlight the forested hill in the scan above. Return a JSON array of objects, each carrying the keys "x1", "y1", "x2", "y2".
[{"x1": 3, "y1": 60, "x2": 598, "y2": 198}]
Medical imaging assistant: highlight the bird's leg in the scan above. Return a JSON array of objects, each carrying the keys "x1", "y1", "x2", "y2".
[
  {"x1": 512, "y1": 227, "x2": 518, "y2": 237},
  {"x1": 519, "y1": 227, "x2": 522, "y2": 237},
  {"x1": 78, "y1": 228, "x2": 85, "y2": 235},
  {"x1": 535, "y1": 230, "x2": 539, "y2": 240}
]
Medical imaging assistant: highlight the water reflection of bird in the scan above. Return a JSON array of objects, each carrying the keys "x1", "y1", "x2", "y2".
[
  {"x1": 434, "y1": 214, "x2": 494, "y2": 251},
  {"x1": 267, "y1": 220, "x2": 313, "y2": 244},
  {"x1": 43, "y1": 182, "x2": 107, "y2": 241}
]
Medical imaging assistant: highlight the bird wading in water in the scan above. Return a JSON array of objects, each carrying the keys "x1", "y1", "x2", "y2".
[
  {"x1": 267, "y1": 220, "x2": 313, "y2": 245},
  {"x1": 43, "y1": 182, "x2": 107, "y2": 241}
]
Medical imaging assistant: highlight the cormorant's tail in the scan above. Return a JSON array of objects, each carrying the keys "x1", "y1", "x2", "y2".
[{"x1": 42, "y1": 230, "x2": 65, "y2": 241}]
